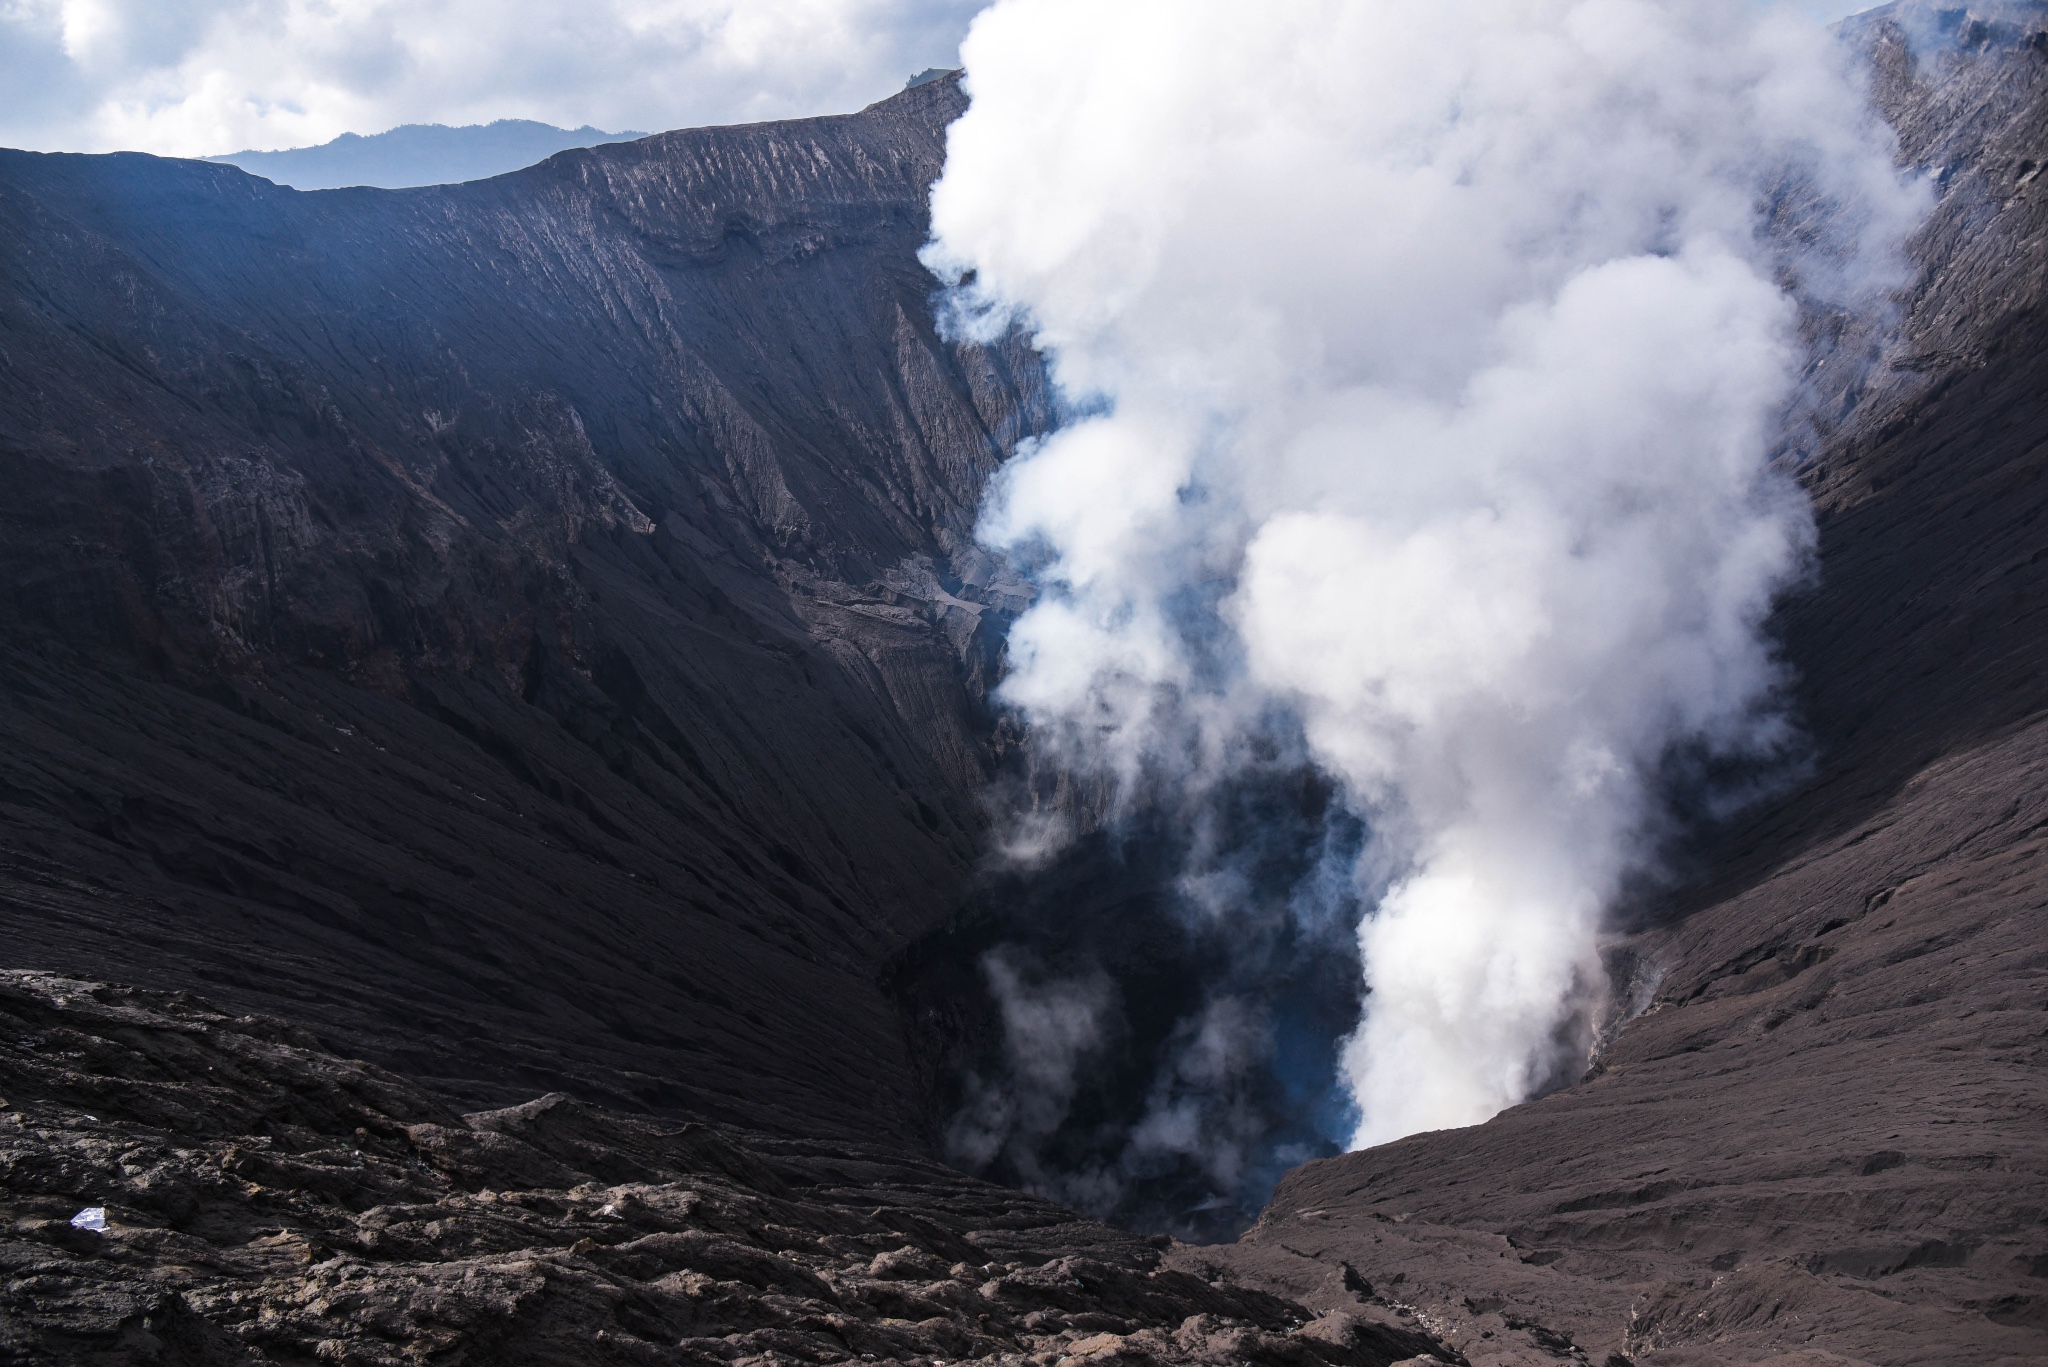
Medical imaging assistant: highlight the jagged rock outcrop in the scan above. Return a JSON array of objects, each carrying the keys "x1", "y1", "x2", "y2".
[
  {"x1": 0, "y1": 77, "x2": 1043, "y2": 1140},
  {"x1": 1198, "y1": 8, "x2": 2048, "y2": 1364},
  {"x1": 0, "y1": 970, "x2": 1461, "y2": 1366}
]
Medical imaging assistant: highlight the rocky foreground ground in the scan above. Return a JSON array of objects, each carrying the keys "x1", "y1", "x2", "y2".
[{"x1": 0, "y1": 970, "x2": 1466, "y2": 1367}]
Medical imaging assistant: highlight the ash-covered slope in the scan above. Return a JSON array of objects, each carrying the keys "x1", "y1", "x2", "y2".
[
  {"x1": 1206, "y1": 8, "x2": 2048, "y2": 1365},
  {"x1": 0, "y1": 77, "x2": 1047, "y2": 1141}
]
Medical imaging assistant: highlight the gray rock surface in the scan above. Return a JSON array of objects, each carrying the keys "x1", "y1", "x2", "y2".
[{"x1": 0, "y1": 970, "x2": 1458, "y2": 1366}]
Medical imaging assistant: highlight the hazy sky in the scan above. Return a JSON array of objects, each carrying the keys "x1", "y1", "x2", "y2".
[
  {"x1": 0, "y1": 0, "x2": 1880, "y2": 158},
  {"x1": 0, "y1": 0, "x2": 984, "y2": 156}
]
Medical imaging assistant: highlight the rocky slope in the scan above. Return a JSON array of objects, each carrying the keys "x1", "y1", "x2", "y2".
[
  {"x1": 1200, "y1": 7, "x2": 2048, "y2": 1365},
  {"x1": 0, "y1": 969, "x2": 1459, "y2": 1367},
  {"x1": 0, "y1": 76, "x2": 1045, "y2": 1141}
]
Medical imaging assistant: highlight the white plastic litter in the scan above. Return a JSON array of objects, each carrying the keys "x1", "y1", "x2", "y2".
[{"x1": 69, "y1": 1207, "x2": 107, "y2": 1232}]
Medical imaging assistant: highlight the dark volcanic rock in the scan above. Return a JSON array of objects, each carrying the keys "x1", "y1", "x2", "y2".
[
  {"x1": 0, "y1": 78, "x2": 1045, "y2": 1140},
  {"x1": 1198, "y1": 10, "x2": 2048, "y2": 1366},
  {"x1": 0, "y1": 970, "x2": 1459, "y2": 1366}
]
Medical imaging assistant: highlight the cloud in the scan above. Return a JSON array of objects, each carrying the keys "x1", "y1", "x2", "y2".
[
  {"x1": 928, "y1": 0, "x2": 1925, "y2": 1152},
  {"x1": 0, "y1": 0, "x2": 981, "y2": 156}
]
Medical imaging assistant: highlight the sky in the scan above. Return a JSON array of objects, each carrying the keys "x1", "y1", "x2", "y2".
[
  {"x1": 0, "y1": 0, "x2": 985, "y2": 156},
  {"x1": 0, "y1": 0, "x2": 1876, "y2": 157}
]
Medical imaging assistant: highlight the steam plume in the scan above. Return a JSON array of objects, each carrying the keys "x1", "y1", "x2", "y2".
[{"x1": 927, "y1": 0, "x2": 1925, "y2": 1150}]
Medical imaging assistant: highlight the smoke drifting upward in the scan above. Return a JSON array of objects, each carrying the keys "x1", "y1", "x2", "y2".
[{"x1": 927, "y1": 0, "x2": 1925, "y2": 1163}]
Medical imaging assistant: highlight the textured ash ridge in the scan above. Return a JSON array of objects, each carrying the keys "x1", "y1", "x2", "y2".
[
  {"x1": 547, "y1": 78, "x2": 970, "y2": 257},
  {"x1": 0, "y1": 971, "x2": 1459, "y2": 1366}
]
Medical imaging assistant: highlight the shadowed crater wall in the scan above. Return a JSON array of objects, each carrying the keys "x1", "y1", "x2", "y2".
[{"x1": 0, "y1": 76, "x2": 1050, "y2": 1144}]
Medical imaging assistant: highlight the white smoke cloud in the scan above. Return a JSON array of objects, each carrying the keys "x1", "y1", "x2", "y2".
[
  {"x1": 0, "y1": 0, "x2": 980, "y2": 157},
  {"x1": 928, "y1": 0, "x2": 1925, "y2": 1149},
  {"x1": 945, "y1": 951, "x2": 1122, "y2": 1211},
  {"x1": 1125, "y1": 994, "x2": 1271, "y2": 1195}
]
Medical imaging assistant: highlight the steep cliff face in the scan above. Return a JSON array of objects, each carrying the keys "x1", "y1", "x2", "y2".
[
  {"x1": 1207, "y1": 9, "x2": 2048, "y2": 1364},
  {"x1": 0, "y1": 77, "x2": 1048, "y2": 1141}
]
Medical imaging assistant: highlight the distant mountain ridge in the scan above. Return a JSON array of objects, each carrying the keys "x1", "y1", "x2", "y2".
[{"x1": 206, "y1": 118, "x2": 648, "y2": 190}]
